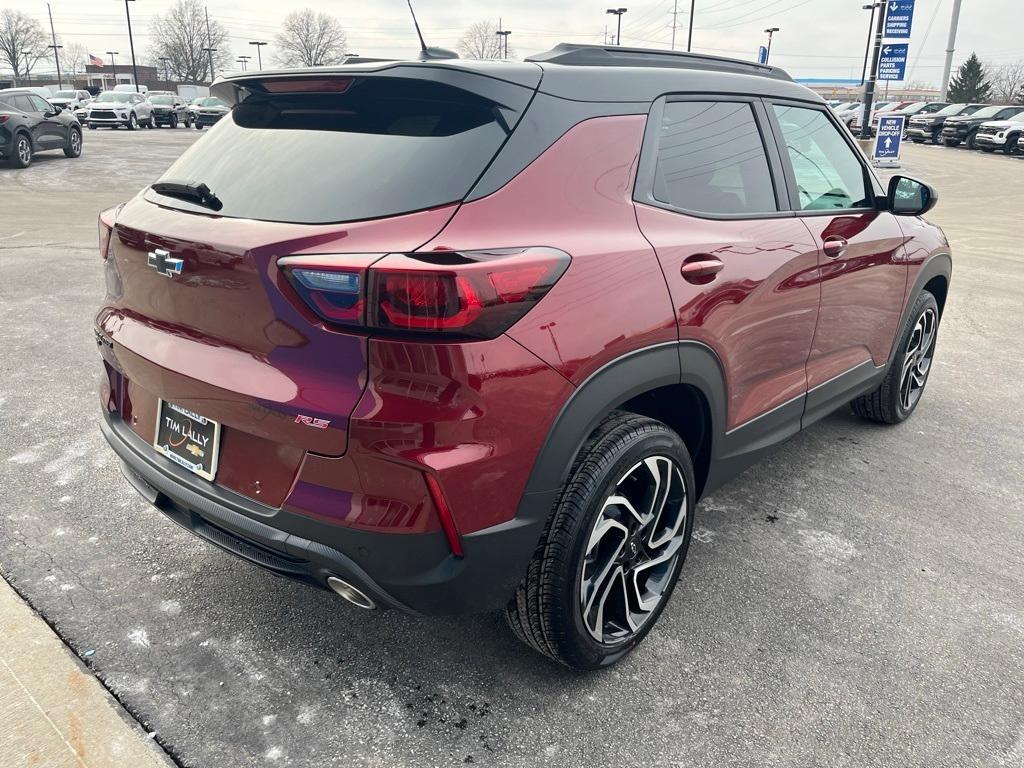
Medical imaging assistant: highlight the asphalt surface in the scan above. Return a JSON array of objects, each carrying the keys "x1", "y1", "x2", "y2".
[{"x1": 1, "y1": 127, "x2": 1023, "y2": 768}]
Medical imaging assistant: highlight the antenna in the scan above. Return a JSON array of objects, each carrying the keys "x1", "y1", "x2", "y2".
[{"x1": 406, "y1": 0, "x2": 460, "y2": 61}]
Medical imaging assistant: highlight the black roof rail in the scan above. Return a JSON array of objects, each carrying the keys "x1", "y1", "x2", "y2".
[{"x1": 526, "y1": 43, "x2": 792, "y2": 82}]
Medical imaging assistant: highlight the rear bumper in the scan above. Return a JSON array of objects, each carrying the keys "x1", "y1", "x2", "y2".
[{"x1": 100, "y1": 408, "x2": 548, "y2": 615}]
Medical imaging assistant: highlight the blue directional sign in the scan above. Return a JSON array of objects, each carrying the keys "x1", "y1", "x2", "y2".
[
  {"x1": 884, "y1": 0, "x2": 916, "y2": 39},
  {"x1": 878, "y1": 43, "x2": 909, "y2": 81},
  {"x1": 874, "y1": 115, "x2": 905, "y2": 165},
  {"x1": 757, "y1": 45, "x2": 768, "y2": 65}
]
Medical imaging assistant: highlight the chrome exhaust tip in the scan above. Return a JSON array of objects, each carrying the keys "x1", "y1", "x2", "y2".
[{"x1": 326, "y1": 576, "x2": 376, "y2": 610}]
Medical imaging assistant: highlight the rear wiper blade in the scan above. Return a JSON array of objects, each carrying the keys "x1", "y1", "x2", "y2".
[{"x1": 151, "y1": 180, "x2": 223, "y2": 211}]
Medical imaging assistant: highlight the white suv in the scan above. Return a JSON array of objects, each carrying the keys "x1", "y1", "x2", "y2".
[
  {"x1": 85, "y1": 91, "x2": 154, "y2": 130},
  {"x1": 974, "y1": 111, "x2": 1024, "y2": 154}
]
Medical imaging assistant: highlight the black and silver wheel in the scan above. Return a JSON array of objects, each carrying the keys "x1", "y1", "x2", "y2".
[
  {"x1": 63, "y1": 127, "x2": 82, "y2": 158},
  {"x1": 8, "y1": 133, "x2": 32, "y2": 168},
  {"x1": 852, "y1": 291, "x2": 940, "y2": 424},
  {"x1": 170, "y1": 113, "x2": 178, "y2": 128},
  {"x1": 127, "y1": 112, "x2": 138, "y2": 130},
  {"x1": 506, "y1": 411, "x2": 695, "y2": 670},
  {"x1": 966, "y1": 129, "x2": 979, "y2": 149},
  {"x1": 1005, "y1": 133, "x2": 1020, "y2": 155}
]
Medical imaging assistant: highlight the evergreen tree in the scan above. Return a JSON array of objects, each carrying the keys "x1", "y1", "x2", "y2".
[{"x1": 947, "y1": 53, "x2": 993, "y2": 102}]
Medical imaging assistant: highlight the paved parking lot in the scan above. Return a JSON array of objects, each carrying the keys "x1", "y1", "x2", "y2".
[{"x1": 1, "y1": 128, "x2": 1023, "y2": 767}]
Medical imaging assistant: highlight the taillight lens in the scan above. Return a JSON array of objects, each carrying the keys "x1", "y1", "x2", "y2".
[
  {"x1": 97, "y1": 205, "x2": 121, "y2": 259},
  {"x1": 280, "y1": 248, "x2": 569, "y2": 340}
]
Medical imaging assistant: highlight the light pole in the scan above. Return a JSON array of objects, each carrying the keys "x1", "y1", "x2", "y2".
[
  {"x1": 939, "y1": 0, "x2": 964, "y2": 102},
  {"x1": 203, "y1": 47, "x2": 217, "y2": 81},
  {"x1": 47, "y1": 3, "x2": 62, "y2": 89},
  {"x1": 236, "y1": 55, "x2": 251, "y2": 71},
  {"x1": 158, "y1": 56, "x2": 171, "y2": 83},
  {"x1": 606, "y1": 8, "x2": 627, "y2": 46},
  {"x1": 204, "y1": 5, "x2": 215, "y2": 81},
  {"x1": 763, "y1": 27, "x2": 779, "y2": 63},
  {"x1": 687, "y1": 0, "x2": 695, "y2": 52},
  {"x1": 860, "y1": 3, "x2": 880, "y2": 85},
  {"x1": 22, "y1": 51, "x2": 34, "y2": 86},
  {"x1": 249, "y1": 41, "x2": 268, "y2": 70},
  {"x1": 106, "y1": 51, "x2": 119, "y2": 90},
  {"x1": 495, "y1": 23, "x2": 511, "y2": 60},
  {"x1": 119, "y1": 0, "x2": 141, "y2": 92}
]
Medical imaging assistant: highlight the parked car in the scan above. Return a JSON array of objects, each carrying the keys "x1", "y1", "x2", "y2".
[
  {"x1": 941, "y1": 104, "x2": 1024, "y2": 148},
  {"x1": 148, "y1": 93, "x2": 192, "y2": 128},
  {"x1": 48, "y1": 89, "x2": 93, "y2": 112},
  {"x1": 85, "y1": 91, "x2": 154, "y2": 130},
  {"x1": 0, "y1": 88, "x2": 82, "y2": 168},
  {"x1": 113, "y1": 83, "x2": 148, "y2": 95},
  {"x1": 973, "y1": 111, "x2": 1024, "y2": 154},
  {"x1": 833, "y1": 101, "x2": 863, "y2": 128},
  {"x1": 906, "y1": 103, "x2": 987, "y2": 144},
  {"x1": 94, "y1": 45, "x2": 950, "y2": 670},
  {"x1": 867, "y1": 101, "x2": 949, "y2": 136},
  {"x1": 192, "y1": 96, "x2": 230, "y2": 129}
]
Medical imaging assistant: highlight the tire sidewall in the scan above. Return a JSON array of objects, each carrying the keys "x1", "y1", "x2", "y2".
[
  {"x1": 65, "y1": 127, "x2": 82, "y2": 157},
  {"x1": 10, "y1": 133, "x2": 32, "y2": 167},
  {"x1": 888, "y1": 292, "x2": 940, "y2": 422},
  {"x1": 556, "y1": 426, "x2": 696, "y2": 669}
]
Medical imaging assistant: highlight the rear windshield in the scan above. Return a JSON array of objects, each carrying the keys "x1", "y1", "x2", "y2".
[
  {"x1": 149, "y1": 78, "x2": 515, "y2": 224},
  {"x1": 150, "y1": 95, "x2": 174, "y2": 104},
  {"x1": 197, "y1": 97, "x2": 227, "y2": 107}
]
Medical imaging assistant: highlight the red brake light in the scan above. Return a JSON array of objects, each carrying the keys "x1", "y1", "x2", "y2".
[
  {"x1": 279, "y1": 248, "x2": 569, "y2": 339},
  {"x1": 258, "y1": 77, "x2": 353, "y2": 94},
  {"x1": 0, "y1": 115, "x2": 9, "y2": 124},
  {"x1": 97, "y1": 206, "x2": 119, "y2": 259}
]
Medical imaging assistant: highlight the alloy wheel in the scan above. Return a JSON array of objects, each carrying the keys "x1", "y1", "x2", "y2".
[
  {"x1": 899, "y1": 307, "x2": 937, "y2": 412},
  {"x1": 580, "y1": 456, "x2": 687, "y2": 644},
  {"x1": 70, "y1": 130, "x2": 81, "y2": 154},
  {"x1": 16, "y1": 137, "x2": 31, "y2": 165}
]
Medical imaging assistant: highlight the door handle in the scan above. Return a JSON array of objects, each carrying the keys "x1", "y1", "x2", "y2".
[
  {"x1": 680, "y1": 255, "x2": 725, "y2": 284},
  {"x1": 822, "y1": 236, "x2": 848, "y2": 259}
]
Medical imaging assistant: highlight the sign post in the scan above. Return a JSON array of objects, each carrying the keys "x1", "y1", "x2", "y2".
[{"x1": 873, "y1": 114, "x2": 905, "y2": 168}]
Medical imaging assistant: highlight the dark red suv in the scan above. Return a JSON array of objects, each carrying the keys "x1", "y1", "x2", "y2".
[{"x1": 95, "y1": 44, "x2": 951, "y2": 669}]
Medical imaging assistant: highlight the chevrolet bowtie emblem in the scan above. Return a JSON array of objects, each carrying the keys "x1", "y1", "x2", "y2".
[{"x1": 147, "y1": 248, "x2": 183, "y2": 278}]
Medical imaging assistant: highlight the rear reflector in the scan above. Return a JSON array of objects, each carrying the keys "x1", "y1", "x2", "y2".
[
  {"x1": 425, "y1": 473, "x2": 463, "y2": 558},
  {"x1": 279, "y1": 248, "x2": 570, "y2": 339}
]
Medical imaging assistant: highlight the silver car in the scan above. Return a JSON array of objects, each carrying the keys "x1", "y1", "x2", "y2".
[{"x1": 85, "y1": 91, "x2": 154, "y2": 130}]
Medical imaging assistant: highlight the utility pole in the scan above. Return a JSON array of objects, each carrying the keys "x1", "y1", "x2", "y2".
[
  {"x1": 22, "y1": 51, "x2": 34, "y2": 86},
  {"x1": 688, "y1": 0, "x2": 695, "y2": 52},
  {"x1": 204, "y1": 5, "x2": 215, "y2": 81},
  {"x1": 237, "y1": 55, "x2": 250, "y2": 71},
  {"x1": 495, "y1": 19, "x2": 511, "y2": 59},
  {"x1": 606, "y1": 8, "x2": 627, "y2": 47},
  {"x1": 249, "y1": 41, "x2": 268, "y2": 70},
  {"x1": 860, "y1": 3, "x2": 879, "y2": 86},
  {"x1": 158, "y1": 56, "x2": 170, "y2": 82},
  {"x1": 859, "y1": 0, "x2": 887, "y2": 140},
  {"x1": 120, "y1": 0, "x2": 140, "y2": 92},
  {"x1": 671, "y1": 0, "x2": 679, "y2": 50},
  {"x1": 47, "y1": 3, "x2": 62, "y2": 90},
  {"x1": 106, "y1": 51, "x2": 119, "y2": 90},
  {"x1": 939, "y1": 0, "x2": 963, "y2": 102},
  {"x1": 764, "y1": 27, "x2": 779, "y2": 63}
]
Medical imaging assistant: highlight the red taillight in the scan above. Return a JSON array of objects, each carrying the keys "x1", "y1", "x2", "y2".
[
  {"x1": 425, "y1": 473, "x2": 463, "y2": 558},
  {"x1": 0, "y1": 115, "x2": 9, "y2": 124},
  {"x1": 97, "y1": 205, "x2": 120, "y2": 259},
  {"x1": 279, "y1": 248, "x2": 569, "y2": 339}
]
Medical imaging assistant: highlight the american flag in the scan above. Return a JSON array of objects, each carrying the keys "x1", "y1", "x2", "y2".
[{"x1": 89, "y1": 53, "x2": 104, "y2": 66}]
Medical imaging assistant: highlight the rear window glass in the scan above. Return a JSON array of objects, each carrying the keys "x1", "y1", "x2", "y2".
[
  {"x1": 150, "y1": 95, "x2": 175, "y2": 104},
  {"x1": 149, "y1": 78, "x2": 515, "y2": 224}
]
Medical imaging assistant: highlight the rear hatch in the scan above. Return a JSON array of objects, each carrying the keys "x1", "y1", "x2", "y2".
[{"x1": 97, "y1": 66, "x2": 539, "y2": 506}]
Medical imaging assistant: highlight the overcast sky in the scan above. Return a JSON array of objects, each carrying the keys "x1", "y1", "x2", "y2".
[{"x1": 5, "y1": 0, "x2": 1020, "y2": 87}]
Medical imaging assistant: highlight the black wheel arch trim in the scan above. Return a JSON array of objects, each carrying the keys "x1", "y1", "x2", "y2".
[{"x1": 888, "y1": 252, "x2": 951, "y2": 364}]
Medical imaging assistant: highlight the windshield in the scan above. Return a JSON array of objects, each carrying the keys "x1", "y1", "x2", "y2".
[
  {"x1": 54, "y1": 91, "x2": 76, "y2": 98},
  {"x1": 971, "y1": 106, "x2": 1004, "y2": 118},
  {"x1": 935, "y1": 104, "x2": 965, "y2": 115},
  {"x1": 198, "y1": 97, "x2": 227, "y2": 107},
  {"x1": 96, "y1": 92, "x2": 131, "y2": 103},
  {"x1": 150, "y1": 96, "x2": 175, "y2": 105},
  {"x1": 150, "y1": 77, "x2": 522, "y2": 224}
]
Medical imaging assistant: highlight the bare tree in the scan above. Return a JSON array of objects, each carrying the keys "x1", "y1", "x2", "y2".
[
  {"x1": 457, "y1": 20, "x2": 510, "y2": 60},
  {"x1": 274, "y1": 10, "x2": 347, "y2": 68},
  {"x1": 990, "y1": 61, "x2": 1024, "y2": 103},
  {"x1": 148, "y1": 0, "x2": 231, "y2": 82},
  {"x1": 0, "y1": 9, "x2": 48, "y2": 85},
  {"x1": 60, "y1": 41, "x2": 89, "y2": 79}
]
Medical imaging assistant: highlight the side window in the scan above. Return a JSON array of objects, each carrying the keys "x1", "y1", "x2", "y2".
[
  {"x1": 29, "y1": 95, "x2": 51, "y2": 111},
  {"x1": 652, "y1": 100, "x2": 777, "y2": 216},
  {"x1": 14, "y1": 95, "x2": 37, "y2": 112},
  {"x1": 772, "y1": 105, "x2": 871, "y2": 211}
]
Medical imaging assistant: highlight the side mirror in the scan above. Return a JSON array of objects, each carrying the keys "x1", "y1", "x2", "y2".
[
  {"x1": 44, "y1": 108, "x2": 60, "y2": 118},
  {"x1": 887, "y1": 175, "x2": 938, "y2": 216}
]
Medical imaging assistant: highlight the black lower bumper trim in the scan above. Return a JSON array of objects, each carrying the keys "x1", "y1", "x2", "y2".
[{"x1": 100, "y1": 411, "x2": 547, "y2": 615}]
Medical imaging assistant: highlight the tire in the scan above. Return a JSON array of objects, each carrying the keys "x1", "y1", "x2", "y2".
[
  {"x1": 966, "y1": 129, "x2": 979, "y2": 149},
  {"x1": 851, "y1": 291, "x2": 940, "y2": 425},
  {"x1": 170, "y1": 114, "x2": 178, "y2": 129},
  {"x1": 910, "y1": 138, "x2": 925, "y2": 144},
  {"x1": 931, "y1": 130, "x2": 942, "y2": 145},
  {"x1": 505, "y1": 411, "x2": 695, "y2": 670},
  {"x1": 63, "y1": 127, "x2": 82, "y2": 158},
  {"x1": 7, "y1": 132, "x2": 32, "y2": 168},
  {"x1": 87, "y1": 122, "x2": 97, "y2": 130},
  {"x1": 980, "y1": 147, "x2": 995, "y2": 153},
  {"x1": 195, "y1": 122, "x2": 203, "y2": 130},
  {"x1": 1005, "y1": 134, "x2": 1020, "y2": 155},
  {"x1": 943, "y1": 138, "x2": 961, "y2": 147},
  {"x1": 127, "y1": 112, "x2": 138, "y2": 130}
]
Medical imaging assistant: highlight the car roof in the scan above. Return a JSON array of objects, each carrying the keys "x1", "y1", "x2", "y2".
[{"x1": 214, "y1": 42, "x2": 818, "y2": 106}]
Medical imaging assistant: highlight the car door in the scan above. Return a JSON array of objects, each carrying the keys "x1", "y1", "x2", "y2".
[
  {"x1": 27, "y1": 94, "x2": 65, "y2": 147},
  {"x1": 765, "y1": 100, "x2": 908, "y2": 424},
  {"x1": 12, "y1": 95, "x2": 46, "y2": 147},
  {"x1": 633, "y1": 96, "x2": 822, "y2": 440}
]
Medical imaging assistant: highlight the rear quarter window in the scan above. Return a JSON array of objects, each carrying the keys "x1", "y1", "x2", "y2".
[{"x1": 148, "y1": 77, "x2": 521, "y2": 224}]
